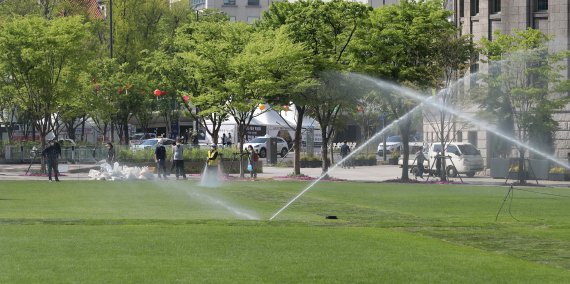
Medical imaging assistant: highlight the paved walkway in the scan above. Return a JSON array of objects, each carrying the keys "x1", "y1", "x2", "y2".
[{"x1": 0, "y1": 162, "x2": 569, "y2": 187}]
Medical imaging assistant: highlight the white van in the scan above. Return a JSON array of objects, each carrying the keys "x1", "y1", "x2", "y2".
[{"x1": 426, "y1": 142, "x2": 484, "y2": 177}]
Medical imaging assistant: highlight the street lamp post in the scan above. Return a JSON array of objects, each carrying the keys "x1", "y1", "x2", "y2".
[
  {"x1": 109, "y1": 0, "x2": 113, "y2": 59},
  {"x1": 380, "y1": 113, "x2": 386, "y2": 161}
]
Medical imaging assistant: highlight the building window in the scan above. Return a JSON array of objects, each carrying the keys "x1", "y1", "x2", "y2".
[
  {"x1": 459, "y1": 0, "x2": 464, "y2": 17},
  {"x1": 223, "y1": 0, "x2": 236, "y2": 5},
  {"x1": 491, "y1": 0, "x2": 501, "y2": 13},
  {"x1": 229, "y1": 16, "x2": 236, "y2": 22},
  {"x1": 247, "y1": 16, "x2": 259, "y2": 24},
  {"x1": 191, "y1": 0, "x2": 205, "y2": 7},
  {"x1": 248, "y1": 0, "x2": 259, "y2": 6},
  {"x1": 468, "y1": 131, "x2": 478, "y2": 147},
  {"x1": 470, "y1": 0, "x2": 479, "y2": 16},
  {"x1": 456, "y1": 131, "x2": 463, "y2": 142},
  {"x1": 536, "y1": 0, "x2": 548, "y2": 11}
]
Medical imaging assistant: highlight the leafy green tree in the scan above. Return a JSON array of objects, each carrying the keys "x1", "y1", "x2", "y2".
[
  {"x1": 476, "y1": 29, "x2": 570, "y2": 184},
  {"x1": 174, "y1": 19, "x2": 249, "y2": 146},
  {"x1": 422, "y1": 34, "x2": 473, "y2": 180},
  {"x1": 349, "y1": 0, "x2": 459, "y2": 180},
  {"x1": 0, "y1": 68, "x2": 20, "y2": 142},
  {"x1": 0, "y1": 16, "x2": 90, "y2": 149},
  {"x1": 226, "y1": 27, "x2": 314, "y2": 177},
  {"x1": 260, "y1": 0, "x2": 371, "y2": 175}
]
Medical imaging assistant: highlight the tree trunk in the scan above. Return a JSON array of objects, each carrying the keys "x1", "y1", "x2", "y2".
[
  {"x1": 399, "y1": 118, "x2": 412, "y2": 181},
  {"x1": 320, "y1": 125, "x2": 329, "y2": 176},
  {"x1": 293, "y1": 105, "x2": 305, "y2": 176},
  {"x1": 123, "y1": 122, "x2": 129, "y2": 145},
  {"x1": 80, "y1": 115, "x2": 86, "y2": 142},
  {"x1": 238, "y1": 123, "x2": 247, "y2": 178}
]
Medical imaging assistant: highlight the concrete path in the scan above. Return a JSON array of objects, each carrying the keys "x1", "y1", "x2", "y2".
[{"x1": 0, "y1": 162, "x2": 569, "y2": 187}]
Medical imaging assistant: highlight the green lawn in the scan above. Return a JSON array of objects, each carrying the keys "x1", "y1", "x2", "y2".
[{"x1": 1, "y1": 180, "x2": 570, "y2": 283}]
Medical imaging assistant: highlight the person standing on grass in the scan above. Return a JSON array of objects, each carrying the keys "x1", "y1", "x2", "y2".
[
  {"x1": 42, "y1": 140, "x2": 60, "y2": 182},
  {"x1": 247, "y1": 145, "x2": 258, "y2": 179},
  {"x1": 172, "y1": 139, "x2": 187, "y2": 180},
  {"x1": 340, "y1": 141, "x2": 351, "y2": 168},
  {"x1": 207, "y1": 144, "x2": 219, "y2": 175},
  {"x1": 155, "y1": 141, "x2": 167, "y2": 179},
  {"x1": 415, "y1": 146, "x2": 426, "y2": 179},
  {"x1": 106, "y1": 142, "x2": 115, "y2": 165}
]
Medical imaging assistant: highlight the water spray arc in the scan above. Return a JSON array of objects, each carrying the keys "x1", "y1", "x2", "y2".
[
  {"x1": 270, "y1": 72, "x2": 570, "y2": 221},
  {"x1": 269, "y1": 100, "x2": 430, "y2": 221},
  {"x1": 356, "y1": 74, "x2": 570, "y2": 172}
]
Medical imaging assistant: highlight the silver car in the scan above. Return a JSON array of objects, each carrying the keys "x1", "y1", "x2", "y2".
[
  {"x1": 131, "y1": 138, "x2": 176, "y2": 151},
  {"x1": 243, "y1": 136, "x2": 289, "y2": 158}
]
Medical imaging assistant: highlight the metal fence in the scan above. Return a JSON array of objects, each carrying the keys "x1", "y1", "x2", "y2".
[{"x1": 2, "y1": 145, "x2": 121, "y2": 164}]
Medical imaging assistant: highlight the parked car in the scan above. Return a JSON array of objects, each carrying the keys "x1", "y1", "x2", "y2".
[
  {"x1": 131, "y1": 138, "x2": 175, "y2": 151},
  {"x1": 425, "y1": 142, "x2": 484, "y2": 177},
  {"x1": 243, "y1": 135, "x2": 289, "y2": 158},
  {"x1": 129, "y1": 133, "x2": 157, "y2": 146},
  {"x1": 377, "y1": 135, "x2": 420, "y2": 156}
]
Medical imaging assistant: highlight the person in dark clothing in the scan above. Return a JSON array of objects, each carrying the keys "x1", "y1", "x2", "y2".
[
  {"x1": 435, "y1": 151, "x2": 442, "y2": 177},
  {"x1": 106, "y1": 142, "x2": 115, "y2": 165},
  {"x1": 340, "y1": 141, "x2": 351, "y2": 168},
  {"x1": 184, "y1": 129, "x2": 190, "y2": 144},
  {"x1": 415, "y1": 146, "x2": 426, "y2": 179},
  {"x1": 42, "y1": 140, "x2": 60, "y2": 182},
  {"x1": 155, "y1": 141, "x2": 167, "y2": 179},
  {"x1": 54, "y1": 140, "x2": 62, "y2": 159},
  {"x1": 227, "y1": 133, "x2": 232, "y2": 148},
  {"x1": 246, "y1": 145, "x2": 258, "y2": 179}
]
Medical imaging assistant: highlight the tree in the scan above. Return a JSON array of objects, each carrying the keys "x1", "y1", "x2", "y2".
[
  {"x1": 0, "y1": 16, "x2": 90, "y2": 149},
  {"x1": 476, "y1": 29, "x2": 570, "y2": 184},
  {"x1": 422, "y1": 34, "x2": 473, "y2": 181},
  {"x1": 226, "y1": 27, "x2": 314, "y2": 177},
  {"x1": 259, "y1": 0, "x2": 371, "y2": 175},
  {"x1": 174, "y1": 19, "x2": 249, "y2": 146},
  {"x1": 349, "y1": 0, "x2": 459, "y2": 181}
]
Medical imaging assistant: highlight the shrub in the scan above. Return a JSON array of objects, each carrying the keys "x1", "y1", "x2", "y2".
[
  {"x1": 391, "y1": 150, "x2": 400, "y2": 159},
  {"x1": 549, "y1": 166, "x2": 567, "y2": 174}
]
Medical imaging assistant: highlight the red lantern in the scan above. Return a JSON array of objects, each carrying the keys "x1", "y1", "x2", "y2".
[
  {"x1": 259, "y1": 104, "x2": 266, "y2": 111},
  {"x1": 183, "y1": 95, "x2": 189, "y2": 103},
  {"x1": 154, "y1": 89, "x2": 162, "y2": 97}
]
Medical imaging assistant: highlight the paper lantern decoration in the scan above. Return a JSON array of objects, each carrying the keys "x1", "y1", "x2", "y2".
[
  {"x1": 154, "y1": 89, "x2": 162, "y2": 97},
  {"x1": 183, "y1": 95, "x2": 190, "y2": 103},
  {"x1": 259, "y1": 104, "x2": 266, "y2": 111}
]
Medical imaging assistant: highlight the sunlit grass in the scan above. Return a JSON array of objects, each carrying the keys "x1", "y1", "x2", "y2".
[{"x1": 1, "y1": 181, "x2": 570, "y2": 283}]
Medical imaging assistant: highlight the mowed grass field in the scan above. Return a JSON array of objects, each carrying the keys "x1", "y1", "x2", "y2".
[{"x1": 1, "y1": 180, "x2": 570, "y2": 283}]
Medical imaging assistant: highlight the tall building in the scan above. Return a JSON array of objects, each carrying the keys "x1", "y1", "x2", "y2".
[
  {"x1": 443, "y1": 1, "x2": 570, "y2": 165},
  {"x1": 191, "y1": 0, "x2": 273, "y2": 23}
]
